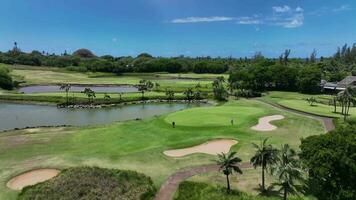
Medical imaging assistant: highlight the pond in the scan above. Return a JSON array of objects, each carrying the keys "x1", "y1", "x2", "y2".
[
  {"x1": 0, "y1": 102, "x2": 204, "y2": 132},
  {"x1": 18, "y1": 85, "x2": 138, "y2": 93}
]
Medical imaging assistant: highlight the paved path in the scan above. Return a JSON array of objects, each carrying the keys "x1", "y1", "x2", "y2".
[
  {"x1": 154, "y1": 162, "x2": 252, "y2": 200},
  {"x1": 155, "y1": 99, "x2": 336, "y2": 200},
  {"x1": 257, "y1": 99, "x2": 335, "y2": 132}
]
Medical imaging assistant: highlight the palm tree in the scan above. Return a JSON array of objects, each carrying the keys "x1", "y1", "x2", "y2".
[
  {"x1": 165, "y1": 89, "x2": 175, "y2": 101},
  {"x1": 216, "y1": 151, "x2": 243, "y2": 193},
  {"x1": 60, "y1": 83, "x2": 71, "y2": 105},
  {"x1": 337, "y1": 87, "x2": 356, "y2": 119},
  {"x1": 272, "y1": 144, "x2": 303, "y2": 200},
  {"x1": 83, "y1": 88, "x2": 95, "y2": 103},
  {"x1": 104, "y1": 93, "x2": 111, "y2": 101},
  {"x1": 138, "y1": 80, "x2": 154, "y2": 100},
  {"x1": 183, "y1": 88, "x2": 194, "y2": 101},
  {"x1": 250, "y1": 138, "x2": 279, "y2": 192}
]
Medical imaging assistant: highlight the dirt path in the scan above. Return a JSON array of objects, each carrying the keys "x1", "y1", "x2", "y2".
[
  {"x1": 257, "y1": 99, "x2": 335, "y2": 132},
  {"x1": 154, "y1": 162, "x2": 252, "y2": 200}
]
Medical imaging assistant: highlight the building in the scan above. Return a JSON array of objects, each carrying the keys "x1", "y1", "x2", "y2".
[{"x1": 322, "y1": 76, "x2": 356, "y2": 93}]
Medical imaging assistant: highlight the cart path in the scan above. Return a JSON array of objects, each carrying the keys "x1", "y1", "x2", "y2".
[
  {"x1": 154, "y1": 162, "x2": 252, "y2": 200},
  {"x1": 257, "y1": 99, "x2": 335, "y2": 132}
]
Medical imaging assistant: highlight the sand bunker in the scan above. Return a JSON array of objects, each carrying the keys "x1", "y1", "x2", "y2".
[
  {"x1": 251, "y1": 115, "x2": 285, "y2": 131},
  {"x1": 164, "y1": 139, "x2": 238, "y2": 157},
  {"x1": 7, "y1": 169, "x2": 60, "y2": 190}
]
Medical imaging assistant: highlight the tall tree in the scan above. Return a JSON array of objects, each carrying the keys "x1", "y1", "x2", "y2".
[
  {"x1": 183, "y1": 88, "x2": 194, "y2": 101},
  {"x1": 250, "y1": 138, "x2": 279, "y2": 192},
  {"x1": 272, "y1": 144, "x2": 304, "y2": 200},
  {"x1": 138, "y1": 80, "x2": 153, "y2": 100},
  {"x1": 60, "y1": 83, "x2": 71, "y2": 105},
  {"x1": 213, "y1": 76, "x2": 228, "y2": 100},
  {"x1": 83, "y1": 88, "x2": 95, "y2": 103},
  {"x1": 300, "y1": 122, "x2": 356, "y2": 200},
  {"x1": 216, "y1": 151, "x2": 243, "y2": 193}
]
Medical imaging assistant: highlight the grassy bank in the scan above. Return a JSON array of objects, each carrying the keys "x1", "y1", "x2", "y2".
[
  {"x1": 0, "y1": 91, "x2": 191, "y2": 104},
  {"x1": 262, "y1": 91, "x2": 356, "y2": 118},
  {"x1": 0, "y1": 99, "x2": 324, "y2": 199}
]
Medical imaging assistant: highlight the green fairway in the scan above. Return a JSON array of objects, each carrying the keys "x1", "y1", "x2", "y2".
[
  {"x1": 262, "y1": 91, "x2": 356, "y2": 118},
  {"x1": 0, "y1": 99, "x2": 324, "y2": 199},
  {"x1": 9, "y1": 65, "x2": 214, "y2": 92},
  {"x1": 165, "y1": 104, "x2": 268, "y2": 127}
]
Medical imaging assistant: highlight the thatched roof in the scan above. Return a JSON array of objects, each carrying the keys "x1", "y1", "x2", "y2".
[{"x1": 337, "y1": 76, "x2": 356, "y2": 88}]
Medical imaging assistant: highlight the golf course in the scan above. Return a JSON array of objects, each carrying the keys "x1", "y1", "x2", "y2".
[{"x1": 0, "y1": 86, "x2": 326, "y2": 200}]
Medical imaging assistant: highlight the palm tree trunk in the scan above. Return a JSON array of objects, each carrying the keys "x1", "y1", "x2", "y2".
[
  {"x1": 66, "y1": 91, "x2": 69, "y2": 105},
  {"x1": 341, "y1": 100, "x2": 344, "y2": 115},
  {"x1": 226, "y1": 174, "x2": 230, "y2": 193},
  {"x1": 283, "y1": 187, "x2": 287, "y2": 200},
  {"x1": 262, "y1": 165, "x2": 265, "y2": 192}
]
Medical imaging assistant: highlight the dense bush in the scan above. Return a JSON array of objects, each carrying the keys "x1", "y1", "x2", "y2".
[
  {"x1": 0, "y1": 64, "x2": 13, "y2": 90},
  {"x1": 300, "y1": 122, "x2": 356, "y2": 200},
  {"x1": 18, "y1": 167, "x2": 156, "y2": 200}
]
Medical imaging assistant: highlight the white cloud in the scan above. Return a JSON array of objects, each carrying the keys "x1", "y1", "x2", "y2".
[
  {"x1": 281, "y1": 14, "x2": 304, "y2": 28},
  {"x1": 171, "y1": 16, "x2": 233, "y2": 23},
  {"x1": 237, "y1": 17, "x2": 261, "y2": 25},
  {"x1": 170, "y1": 5, "x2": 304, "y2": 28},
  {"x1": 273, "y1": 5, "x2": 291, "y2": 13},
  {"x1": 333, "y1": 5, "x2": 352, "y2": 12},
  {"x1": 270, "y1": 6, "x2": 304, "y2": 28},
  {"x1": 296, "y1": 7, "x2": 304, "y2": 12}
]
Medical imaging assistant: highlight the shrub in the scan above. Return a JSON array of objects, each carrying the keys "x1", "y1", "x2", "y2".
[
  {"x1": 0, "y1": 65, "x2": 13, "y2": 90},
  {"x1": 18, "y1": 167, "x2": 156, "y2": 200}
]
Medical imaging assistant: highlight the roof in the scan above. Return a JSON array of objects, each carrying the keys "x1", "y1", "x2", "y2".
[{"x1": 337, "y1": 76, "x2": 356, "y2": 88}]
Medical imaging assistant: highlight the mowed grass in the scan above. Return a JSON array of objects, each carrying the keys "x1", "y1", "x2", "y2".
[
  {"x1": 9, "y1": 66, "x2": 214, "y2": 91},
  {"x1": 262, "y1": 91, "x2": 356, "y2": 118},
  {"x1": 165, "y1": 105, "x2": 267, "y2": 127},
  {"x1": 0, "y1": 99, "x2": 324, "y2": 199}
]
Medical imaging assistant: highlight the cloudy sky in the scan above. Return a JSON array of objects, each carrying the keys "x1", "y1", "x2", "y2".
[{"x1": 0, "y1": 0, "x2": 355, "y2": 57}]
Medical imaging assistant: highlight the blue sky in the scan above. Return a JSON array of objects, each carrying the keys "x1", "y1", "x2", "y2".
[{"x1": 0, "y1": 0, "x2": 355, "y2": 57}]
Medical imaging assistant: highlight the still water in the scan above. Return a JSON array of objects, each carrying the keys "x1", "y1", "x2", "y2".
[{"x1": 0, "y1": 102, "x2": 203, "y2": 131}]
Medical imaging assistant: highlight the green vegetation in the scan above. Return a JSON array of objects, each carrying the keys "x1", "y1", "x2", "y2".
[
  {"x1": 300, "y1": 120, "x2": 356, "y2": 200},
  {"x1": 271, "y1": 144, "x2": 304, "y2": 200},
  {"x1": 18, "y1": 167, "x2": 156, "y2": 200},
  {"x1": 0, "y1": 64, "x2": 13, "y2": 90},
  {"x1": 164, "y1": 105, "x2": 267, "y2": 127},
  {"x1": 174, "y1": 181, "x2": 306, "y2": 200},
  {"x1": 0, "y1": 99, "x2": 324, "y2": 199},
  {"x1": 0, "y1": 91, "x2": 188, "y2": 104},
  {"x1": 250, "y1": 138, "x2": 279, "y2": 192},
  {"x1": 262, "y1": 91, "x2": 356, "y2": 118},
  {"x1": 216, "y1": 151, "x2": 243, "y2": 193}
]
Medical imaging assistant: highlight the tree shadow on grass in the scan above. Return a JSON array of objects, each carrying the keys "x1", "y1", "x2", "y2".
[{"x1": 254, "y1": 185, "x2": 281, "y2": 198}]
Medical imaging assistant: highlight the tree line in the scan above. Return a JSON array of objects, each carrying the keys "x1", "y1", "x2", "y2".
[{"x1": 1, "y1": 43, "x2": 356, "y2": 93}]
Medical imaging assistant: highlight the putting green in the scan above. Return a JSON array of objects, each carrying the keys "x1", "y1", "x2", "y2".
[{"x1": 164, "y1": 106, "x2": 266, "y2": 127}]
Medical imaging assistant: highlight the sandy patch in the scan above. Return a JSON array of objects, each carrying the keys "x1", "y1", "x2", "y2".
[
  {"x1": 251, "y1": 115, "x2": 285, "y2": 131},
  {"x1": 164, "y1": 139, "x2": 238, "y2": 157},
  {"x1": 7, "y1": 169, "x2": 60, "y2": 190}
]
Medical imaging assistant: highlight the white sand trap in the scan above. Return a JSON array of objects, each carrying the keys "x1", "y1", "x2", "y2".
[
  {"x1": 164, "y1": 139, "x2": 238, "y2": 157},
  {"x1": 7, "y1": 169, "x2": 60, "y2": 190},
  {"x1": 251, "y1": 115, "x2": 285, "y2": 131}
]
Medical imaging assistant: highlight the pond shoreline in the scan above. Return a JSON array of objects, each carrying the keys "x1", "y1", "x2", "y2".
[
  {"x1": 58, "y1": 99, "x2": 210, "y2": 109},
  {"x1": 17, "y1": 83, "x2": 138, "y2": 88}
]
